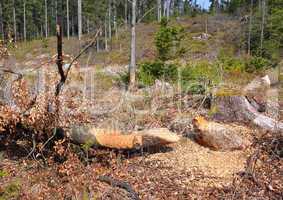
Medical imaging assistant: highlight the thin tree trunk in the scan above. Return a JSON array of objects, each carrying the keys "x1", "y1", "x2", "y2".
[
  {"x1": 248, "y1": 0, "x2": 253, "y2": 56},
  {"x1": 129, "y1": 0, "x2": 136, "y2": 89},
  {"x1": 125, "y1": 0, "x2": 128, "y2": 27},
  {"x1": 13, "y1": 0, "x2": 17, "y2": 41},
  {"x1": 108, "y1": 0, "x2": 112, "y2": 47},
  {"x1": 157, "y1": 0, "x2": 162, "y2": 22},
  {"x1": 67, "y1": 0, "x2": 70, "y2": 40},
  {"x1": 45, "y1": 0, "x2": 48, "y2": 38},
  {"x1": 0, "y1": 2, "x2": 4, "y2": 41},
  {"x1": 97, "y1": 37, "x2": 100, "y2": 52},
  {"x1": 55, "y1": 0, "x2": 58, "y2": 24},
  {"x1": 260, "y1": 0, "x2": 266, "y2": 56},
  {"x1": 78, "y1": 0, "x2": 82, "y2": 40},
  {"x1": 23, "y1": 0, "x2": 26, "y2": 41},
  {"x1": 105, "y1": 18, "x2": 108, "y2": 51},
  {"x1": 114, "y1": 1, "x2": 118, "y2": 39},
  {"x1": 87, "y1": 18, "x2": 90, "y2": 34}
]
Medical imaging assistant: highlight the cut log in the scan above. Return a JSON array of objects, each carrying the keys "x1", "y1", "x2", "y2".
[
  {"x1": 192, "y1": 116, "x2": 251, "y2": 151},
  {"x1": 68, "y1": 127, "x2": 180, "y2": 149},
  {"x1": 213, "y1": 95, "x2": 283, "y2": 133},
  {"x1": 212, "y1": 71, "x2": 283, "y2": 133}
]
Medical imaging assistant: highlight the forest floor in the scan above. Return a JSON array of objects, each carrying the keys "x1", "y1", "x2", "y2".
[{"x1": 1, "y1": 16, "x2": 282, "y2": 199}]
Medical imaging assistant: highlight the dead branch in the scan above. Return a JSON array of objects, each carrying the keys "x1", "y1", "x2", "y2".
[
  {"x1": 0, "y1": 68, "x2": 23, "y2": 79},
  {"x1": 55, "y1": 27, "x2": 101, "y2": 96},
  {"x1": 98, "y1": 175, "x2": 140, "y2": 200}
]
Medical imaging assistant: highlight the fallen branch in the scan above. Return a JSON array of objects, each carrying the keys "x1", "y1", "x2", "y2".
[
  {"x1": 0, "y1": 68, "x2": 23, "y2": 80},
  {"x1": 98, "y1": 175, "x2": 140, "y2": 200}
]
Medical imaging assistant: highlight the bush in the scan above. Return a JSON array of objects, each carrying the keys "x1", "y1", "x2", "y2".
[
  {"x1": 41, "y1": 37, "x2": 48, "y2": 49},
  {"x1": 155, "y1": 19, "x2": 185, "y2": 61},
  {"x1": 244, "y1": 56, "x2": 271, "y2": 73},
  {"x1": 180, "y1": 61, "x2": 220, "y2": 94},
  {"x1": 118, "y1": 61, "x2": 178, "y2": 86},
  {"x1": 217, "y1": 49, "x2": 245, "y2": 73},
  {"x1": 139, "y1": 61, "x2": 178, "y2": 85},
  {"x1": 181, "y1": 82, "x2": 206, "y2": 94},
  {"x1": 181, "y1": 61, "x2": 220, "y2": 83}
]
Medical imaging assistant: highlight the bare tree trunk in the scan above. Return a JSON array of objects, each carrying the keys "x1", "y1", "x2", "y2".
[
  {"x1": 248, "y1": 0, "x2": 253, "y2": 56},
  {"x1": 87, "y1": 18, "x2": 90, "y2": 34},
  {"x1": 114, "y1": 0, "x2": 118, "y2": 39},
  {"x1": 125, "y1": 0, "x2": 128, "y2": 27},
  {"x1": 45, "y1": 0, "x2": 48, "y2": 38},
  {"x1": 55, "y1": 0, "x2": 58, "y2": 24},
  {"x1": 96, "y1": 36, "x2": 100, "y2": 52},
  {"x1": 157, "y1": 0, "x2": 162, "y2": 22},
  {"x1": 78, "y1": 0, "x2": 82, "y2": 40},
  {"x1": 23, "y1": 0, "x2": 26, "y2": 41},
  {"x1": 105, "y1": 18, "x2": 108, "y2": 51},
  {"x1": 108, "y1": 0, "x2": 112, "y2": 47},
  {"x1": 205, "y1": 14, "x2": 208, "y2": 34},
  {"x1": 67, "y1": 0, "x2": 70, "y2": 40},
  {"x1": 13, "y1": 0, "x2": 17, "y2": 41},
  {"x1": 260, "y1": 0, "x2": 266, "y2": 56},
  {"x1": 0, "y1": 2, "x2": 4, "y2": 41},
  {"x1": 164, "y1": 0, "x2": 171, "y2": 20},
  {"x1": 129, "y1": 0, "x2": 136, "y2": 89}
]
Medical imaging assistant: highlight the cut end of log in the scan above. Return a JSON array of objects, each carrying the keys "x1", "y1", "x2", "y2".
[{"x1": 192, "y1": 116, "x2": 251, "y2": 151}]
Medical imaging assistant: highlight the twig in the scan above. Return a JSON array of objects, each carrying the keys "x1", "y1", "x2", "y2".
[
  {"x1": 98, "y1": 175, "x2": 140, "y2": 200},
  {"x1": 26, "y1": 133, "x2": 36, "y2": 159},
  {"x1": 137, "y1": 6, "x2": 157, "y2": 23},
  {"x1": 55, "y1": 27, "x2": 102, "y2": 96},
  {"x1": 41, "y1": 128, "x2": 57, "y2": 151},
  {"x1": 0, "y1": 68, "x2": 23, "y2": 79}
]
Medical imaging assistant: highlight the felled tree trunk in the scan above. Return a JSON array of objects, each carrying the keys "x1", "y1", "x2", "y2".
[
  {"x1": 212, "y1": 74, "x2": 283, "y2": 133},
  {"x1": 68, "y1": 127, "x2": 180, "y2": 149},
  {"x1": 193, "y1": 116, "x2": 251, "y2": 151}
]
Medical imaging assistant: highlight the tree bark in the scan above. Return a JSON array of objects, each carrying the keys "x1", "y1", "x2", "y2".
[
  {"x1": 78, "y1": 0, "x2": 82, "y2": 40},
  {"x1": 129, "y1": 0, "x2": 136, "y2": 90}
]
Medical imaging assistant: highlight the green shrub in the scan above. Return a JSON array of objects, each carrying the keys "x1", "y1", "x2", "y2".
[
  {"x1": 0, "y1": 170, "x2": 8, "y2": 178},
  {"x1": 179, "y1": 61, "x2": 220, "y2": 94},
  {"x1": 181, "y1": 81, "x2": 206, "y2": 94},
  {"x1": 181, "y1": 61, "x2": 220, "y2": 83},
  {"x1": 155, "y1": 19, "x2": 185, "y2": 61},
  {"x1": 118, "y1": 61, "x2": 178, "y2": 86},
  {"x1": 139, "y1": 61, "x2": 178, "y2": 85},
  {"x1": 217, "y1": 49, "x2": 245, "y2": 72},
  {"x1": 0, "y1": 181, "x2": 21, "y2": 200},
  {"x1": 244, "y1": 56, "x2": 271, "y2": 73},
  {"x1": 41, "y1": 37, "x2": 48, "y2": 49}
]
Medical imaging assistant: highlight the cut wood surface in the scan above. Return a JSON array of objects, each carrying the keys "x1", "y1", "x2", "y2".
[
  {"x1": 193, "y1": 116, "x2": 251, "y2": 151},
  {"x1": 69, "y1": 127, "x2": 180, "y2": 149}
]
